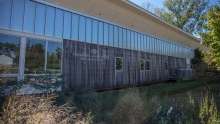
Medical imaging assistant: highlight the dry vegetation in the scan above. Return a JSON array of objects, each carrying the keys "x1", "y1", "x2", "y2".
[
  {"x1": 0, "y1": 94, "x2": 93, "y2": 124},
  {"x1": 112, "y1": 91, "x2": 145, "y2": 124}
]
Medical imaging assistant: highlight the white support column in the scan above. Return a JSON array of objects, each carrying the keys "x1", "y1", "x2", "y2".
[
  {"x1": 18, "y1": 37, "x2": 26, "y2": 81},
  {"x1": 44, "y1": 41, "x2": 48, "y2": 72}
]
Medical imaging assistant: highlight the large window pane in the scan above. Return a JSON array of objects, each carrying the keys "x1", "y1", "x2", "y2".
[
  {"x1": 71, "y1": 14, "x2": 79, "y2": 40},
  {"x1": 45, "y1": 6, "x2": 55, "y2": 37},
  {"x1": 23, "y1": 0, "x2": 35, "y2": 33},
  {"x1": 131, "y1": 31, "x2": 135, "y2": 50},
  {"x1": 118, "y1": 27, "x2": 123, "y2": 48},
  {"x1": 109, "y1": 25, "x2": 114, "y2": 47},
  {"x1": 92, "y1": 20, "x2": 98, "y2": 43},
  {"x1": 11, "y1": 0, "x2": 25, "y2": 31},
  {"x1": 86, "y1": 18, "x2": 92, "y2": 43},
  {"x1": 47, "y1": 42, "x2": 62, "y2": 74},
  {"x1": 35, "y1": 3, "x2": 46, "y2": 35},
  {"x1": 63, "y1": 11, "x2": 71, "y2": 39},
  {"x1": 54, "y1": 9, "x2": 63, "y2": 38},
  {"x1": 25, "y1": 39, "x2": 45, "y2": 74},
  {"x1": 122, "y1": 29, "x2": 127, "y2": 49},
  {"x1": 79, "y1": 16, "x2": 86, "y2": 42},
  {"x1": 0, "y1": 0, "x2": 12, "y2": 28},
  {"x1": 98, "y1": 21, "x2": 104, "y2": 45},
  {"x1": 113, "y1": 26, "x2": 119, "y2": 47},
  {"x1": 103, "y1": 23, "x2": 109, "y2": 46},
  {"x1": 0, "y1": 34, "x2": 20, "y2": 74}
]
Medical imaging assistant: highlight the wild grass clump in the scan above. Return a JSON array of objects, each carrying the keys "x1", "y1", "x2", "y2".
[
  {"x1": 199, "y1": 93, "x2": 220, "y2": 124},
  {"x1": 112, "y1": 91, "x2": 145, "y2": 124},
  {"x1": 0, "y1": 94, "x2": 93, "y2": 124}
]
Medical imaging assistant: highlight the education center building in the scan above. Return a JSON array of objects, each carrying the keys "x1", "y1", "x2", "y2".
[{"x1": 0, "y1": 0, "x2": 201, "y2": 90}]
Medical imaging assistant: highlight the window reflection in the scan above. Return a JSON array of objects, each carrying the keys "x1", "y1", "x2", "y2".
[
  {"x1": 0, "y1": 34, "x2": 20, "y2": 74},
  {"x1": 47, "y1": 42, "x2": 62, "y2": 74},
  {"x1": 25, "y1": 39, "x2": 45, "y2": 74}
]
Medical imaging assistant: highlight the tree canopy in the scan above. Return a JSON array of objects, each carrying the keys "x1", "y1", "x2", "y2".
[
  {"x1": 156, "y1": 0, "x2": 209, "y2": 36},
  {"x1": 202, "y1": 4, "x2": 220, "y2": 68}
]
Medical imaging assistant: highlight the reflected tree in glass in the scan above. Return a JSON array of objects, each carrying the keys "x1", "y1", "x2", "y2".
[
  {"x1": 25, "y1": 39, "x2": 45, "y2": 74},
  {"x1": 47, "y1": 42, "x2": 62, "y2": 74}
]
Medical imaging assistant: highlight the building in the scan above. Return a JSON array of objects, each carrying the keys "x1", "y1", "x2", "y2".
[{"x1": 0, "y1": 0, "x2": 201, "y2": 90}]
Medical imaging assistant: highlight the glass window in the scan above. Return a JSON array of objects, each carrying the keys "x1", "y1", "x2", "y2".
[
  {"x1": 63, "y1": 11, "x2": 71, "y2": 39},
  {"x1": 45, "y1": 6, "x2": 55, "y2": 37},
  {"x1": 155, "y1": 39, "x2": 158, "y2": 54},
  {"x1": 54, "y1": 8, "x2": 63, "y2": 38},
  {"x1": 11, "y1": 0, "x2": 25, "y2": 31},
  {"x1": 143, "y1": 35, "x2": 146, "y2": 52},
  {"x1": 79, "y1": 16, "x2": 86, "y2": 42},
  {"x1": 145, "y1": 61, "x2": 150, "y2": 70},
  {"x1": 86, "y1": 18, "x2": 92, "y2": 43},
  {"x1": 146, "y1": 36, "x2": 149, "y2": 52},
  {"x1": 0, "y1": 34, "x2": 20, "y2": 74},
  {"x1": 133, "y1": 32, "x2": 137, "y2": 50},
  {"x1": 141, "y1": 34, "x2": 145, "y2": 51},
  {"x1": 148, "y1": 37, "x2": 152, "y2": 53},
  {"x1": 92, "y1": 20, "x2": 98, "y2": 43},
  {"x1": 25, "y1": 39, "x2": 45, "y2": 74},
  {"x1": 115, "y1": 57, "x2": 123, "y2": 71},
  {"x1": 113, "y1": 26, "x2": 119, "y2": 47},
  {"x1": 131, "y1": 31, "x2": 135, "y2": 50},
  {"x1": 118, "y1": 28, "x2": 123, "y2": 48},
  {"x1": 47, "y1": 42, "x2": 62, "y2": 74},
  {"x1": 71, "y1": 14, "x2": 79, "y2": 40},
  {"x1": 109, "y1": 25, "x2": 114, "y2": 47},
  {"x1": 103, "y1": 23, "x2": 109, "y2": 46},
  {"x1": 35, "y1": 3, "x2": 46, "y2": 35},
  {"x1": 123, "y1": 29, "x2": 127, "y2": 49},
  {"x1": 0, "y1": 0, "x2": 12, "y2": 28},
  {"x1": 140, "y1": 59, "x2": 145, "y2": 71},
  {"x1": 98, "y1": 21, "x2": 104, "y2": 45},
  {"x1": 23, "y1": 0, "x2": 35, "y2": 33},
  {"x1": 137, "y1": 33, "x2": 140, "y2": 51}
]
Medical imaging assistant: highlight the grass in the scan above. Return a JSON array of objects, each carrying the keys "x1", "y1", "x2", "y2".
[
  {"x1": 58, "y1": 80, "x2": 220, "y2": 124},
  {"x1": 1, "y1": 80, "x2": 220, "y2": 123}
]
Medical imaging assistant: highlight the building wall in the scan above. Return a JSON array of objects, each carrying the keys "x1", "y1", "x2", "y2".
[
  {"x1": 43, "y1": 0, "x2": 201, "y2": 48},
  {"x1": 0, "y1": 0, "x2": 193, "y2": 90},
  {"x1": 0, "y1": 0, "x2": 194, "y2": 59},
  {"x1": 63, "y1": 40, "x2": 186, "y2": 90}
]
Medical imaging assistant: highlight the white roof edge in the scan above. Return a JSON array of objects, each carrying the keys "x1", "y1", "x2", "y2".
[{"x1": 124, "y1": 0, "x2": 201, "y2": 43}]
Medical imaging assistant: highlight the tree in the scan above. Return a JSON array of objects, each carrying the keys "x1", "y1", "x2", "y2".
[
  {"x1": 202, "y1": 3, "x2": 220, "y2": 68},
  {"x1": 156, "y1": 0, "x2": 209, "y2": 36}
]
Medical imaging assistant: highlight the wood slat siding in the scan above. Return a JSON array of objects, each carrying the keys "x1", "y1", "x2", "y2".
[{"x1": 63, "y1": 40, "x2": 187, "y2": 90}]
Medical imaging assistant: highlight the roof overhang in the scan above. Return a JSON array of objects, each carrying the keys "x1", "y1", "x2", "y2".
[{"x1": 123, "y1": 0, "x2": 201, "y2": 43}]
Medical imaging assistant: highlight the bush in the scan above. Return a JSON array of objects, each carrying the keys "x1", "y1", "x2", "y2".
[
  {"x1": 0, "y1": 94, "x2": 93, "y2": 124},
  {"x1": 112, "y1": 91, "x2": 145, "y2": 124}
]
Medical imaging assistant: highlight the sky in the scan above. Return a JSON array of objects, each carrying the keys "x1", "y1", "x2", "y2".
[{"x1": 130, "y1": 0, "x2": 219, "y2": 11}]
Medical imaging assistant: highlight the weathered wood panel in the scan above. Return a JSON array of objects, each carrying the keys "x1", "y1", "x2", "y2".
[{"x1": 63, "y1": 40, "x2": 187, "y2": 90}]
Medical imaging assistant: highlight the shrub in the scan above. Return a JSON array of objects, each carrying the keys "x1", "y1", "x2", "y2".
[
  {"x1": 0, "y1": 94, "x2": 93, "y2": 124},
  {"x1": 112, "y1": 91, "x2": 145, "y2": 124}
]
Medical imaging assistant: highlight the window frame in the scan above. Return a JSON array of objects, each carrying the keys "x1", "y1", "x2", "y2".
[{"x1": 115, "y1": 57, "x2": 123, "y2": 72}]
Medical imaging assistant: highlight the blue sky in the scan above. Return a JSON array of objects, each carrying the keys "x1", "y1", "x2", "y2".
[{"x1": 130, "y1": 0, "x2": 219, "y2": 10}]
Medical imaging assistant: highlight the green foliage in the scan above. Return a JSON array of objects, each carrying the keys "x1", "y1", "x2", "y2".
[
  {"x1": 25, "y1": 44, "x2": 45, "y2": 72},
  {"x1": 191, "y1": 49, "x2": 204, "y2": 65},
  {"x1": 199, "y1": 93, "x2": 220, "y2": 124},
  {"x1": 156, "y1": 0, "x2": 209, "y2": 35},
  {"x1": 202, "y1": 4, "x2": 220, "y2": 68}
]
